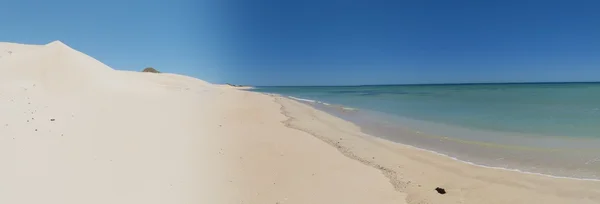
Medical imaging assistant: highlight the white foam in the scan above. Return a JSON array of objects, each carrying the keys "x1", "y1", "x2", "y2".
[
  {"x1": 288, "y1": 96, "x2": 316, "y2": 103},
  {"x1": 288, "y1": 96, "x2": 336, "y2": 106}
]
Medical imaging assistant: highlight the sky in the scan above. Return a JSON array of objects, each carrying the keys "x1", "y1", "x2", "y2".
[{"x1": 1, "y1": 0, "x2": 600, "y2": 86}]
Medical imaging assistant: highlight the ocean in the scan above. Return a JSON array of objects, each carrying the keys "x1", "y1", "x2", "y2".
[{"x1": 251, "y1": 83, "x2": 600, "y2": 180}]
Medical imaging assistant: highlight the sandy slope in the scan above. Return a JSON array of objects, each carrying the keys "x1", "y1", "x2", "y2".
[
  {"x1": 209, "y1": 89, "x2": 405, "y2": 204},
  {"x1": 0, "y1": 41, "x2": 405, "y2": 203},
  {"x1": 0, "y1": 42, "x2": 43, "y2": 59},
  {"x1": 0, "y1": 41, "x2": 224, "y2": 203}
]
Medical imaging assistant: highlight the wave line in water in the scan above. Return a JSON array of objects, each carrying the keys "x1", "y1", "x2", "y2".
[
  {"x1": 287, "y1": 96, "x2": 360, "y2": 111},
  {"x1": 288, "y1": 96, "x2": 331, "y2": 105}
]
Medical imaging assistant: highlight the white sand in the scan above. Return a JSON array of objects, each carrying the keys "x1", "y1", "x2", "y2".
[
  {"x1": 2, "y1": 41, "x2": 599, "y2": 203},
  {"x1": 0, "y1": 41, "x2": 405, "y2": 203},
  {"x1": 0, "y1": 42, "x2": 43, "y2": 59}
]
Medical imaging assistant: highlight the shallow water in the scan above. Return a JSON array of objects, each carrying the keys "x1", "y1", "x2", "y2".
[
  {"x1": 252, "y1": 83, "x2": 600, "y2": 179},
  {"x1": 253, "y1": 83, "x2": 600, "y2": 138}
]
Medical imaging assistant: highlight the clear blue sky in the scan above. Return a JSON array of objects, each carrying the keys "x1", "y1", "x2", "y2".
[{"x1": 2, "y1": 0, "x2": 600, "y2": 86}]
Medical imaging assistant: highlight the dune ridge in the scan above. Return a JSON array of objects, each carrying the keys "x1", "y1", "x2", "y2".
[
  {"x1": 0, "y1": 41, "x2": 116, "y2": 94},
  {"x1": 0, "y1": 41, "x2": 406, "y2": 204},
  {"x1": 0, "y1": 42, "x2": 43, "y2": 59}
]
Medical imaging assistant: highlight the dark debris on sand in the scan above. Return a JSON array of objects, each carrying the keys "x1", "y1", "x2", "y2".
[{"x1": 435, "y1": 187, "x2": 446, "y2": 194}]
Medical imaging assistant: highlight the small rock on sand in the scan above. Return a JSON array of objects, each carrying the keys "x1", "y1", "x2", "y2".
[{"x1": 435, "y1": 187, "x2": 446, "y2": 194}]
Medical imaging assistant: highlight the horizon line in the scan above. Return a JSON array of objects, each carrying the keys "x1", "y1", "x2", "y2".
[{"x1": 249, "y1": 80, "x2": 600, "y2": 87}]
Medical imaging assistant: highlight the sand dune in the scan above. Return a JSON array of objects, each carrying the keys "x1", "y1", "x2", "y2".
[
  {"x1": 0, "y1": 41, "x2": 405, "y2": 204},
  {"x1": 0, "y1": 41, "x2": 115, "y2": 94},
  {"x1": 0, "y1": 42, "x2": 43, "y2": 59}
]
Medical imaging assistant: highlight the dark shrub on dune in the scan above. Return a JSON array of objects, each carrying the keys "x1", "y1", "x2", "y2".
[
  {"x1": 142, "y1": 67, "x2": 160, "y2": 73},
  {"x1": 226, "y1": 83, "x2": 244, "y2": 87}
]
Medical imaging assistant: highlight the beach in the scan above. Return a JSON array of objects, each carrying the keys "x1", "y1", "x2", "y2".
[
  {"x1": 253, "y1": 84, "x2": 600, "y2": 180},
  {"x1": 278, "y1": 96, "x2": 600, "y2": 203},
  {"x1": 1, "y1": 41, "x2": 600, "y2": 204}
]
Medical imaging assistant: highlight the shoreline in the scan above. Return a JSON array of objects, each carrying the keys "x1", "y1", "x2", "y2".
[
  {"x1": 270, "y1": 94, "x2": 600, "y2": 181},
  {"x1": 266, "y1": 92, "x2": 600, "y2": 203},
  {"x1": 273, "y1": 96, "x2": 407, "y2": 191}
]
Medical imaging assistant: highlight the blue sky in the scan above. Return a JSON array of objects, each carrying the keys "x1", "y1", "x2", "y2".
[{"x1": 1, "y1": 0, "x2": 600, "y2": 86}]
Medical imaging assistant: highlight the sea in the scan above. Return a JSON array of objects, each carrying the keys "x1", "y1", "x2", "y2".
[{"x1": 251, "y1": 83, "x2": 600, "y2": 180}]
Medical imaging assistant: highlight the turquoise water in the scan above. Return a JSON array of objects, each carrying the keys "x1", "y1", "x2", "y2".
[
  {"x1": 252, "y1": 83, "x2": 600, "y2": 179},
  {"x1": 253, "y1": 83, "x2": 600, "y2": 138}
]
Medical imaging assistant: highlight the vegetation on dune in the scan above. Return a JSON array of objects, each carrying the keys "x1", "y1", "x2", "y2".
[
  {"x1": 226, "y1": 83, "x2": 247, "y2": 87},
  {"x1": 142, "y1": 67, "x2": 160, "y2": 73}
]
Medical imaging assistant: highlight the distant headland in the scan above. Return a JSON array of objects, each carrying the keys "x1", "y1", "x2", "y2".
[{"x1": 223, "y1": 83, "x2": 254, "y2": 89}]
